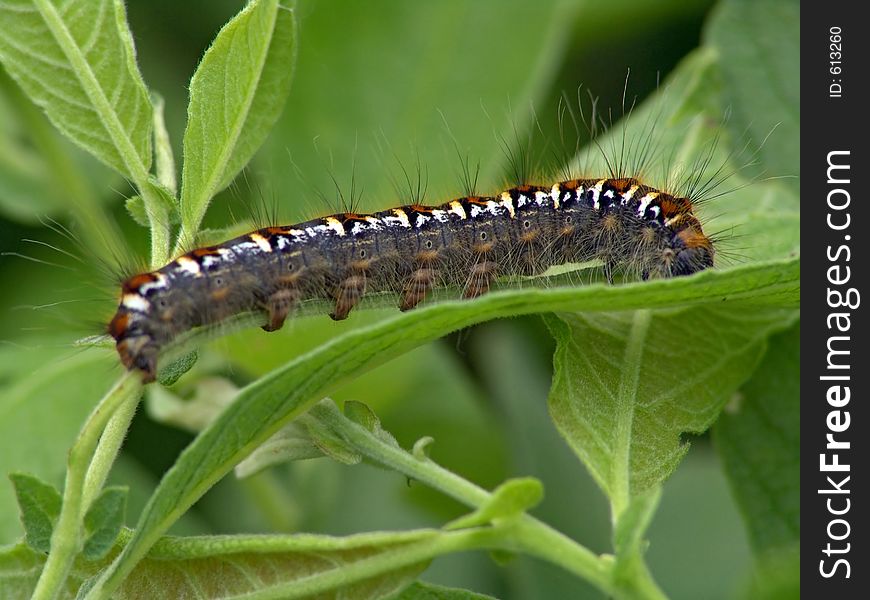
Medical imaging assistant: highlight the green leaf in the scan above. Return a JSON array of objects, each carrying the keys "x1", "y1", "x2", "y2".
[
  {"x1": 150, "y1": 92, "x2": 177, "y2": 195},
  {"x1": 0, "y1": 0, "x2": 152, "y2": 179},
  {"x1": 2, "y1": 530, "x2": 452, "y2": 599},
  {"x1": 544, "y1": 304, "x2": 797, "y2": 513},
  {"x1": 8, "y1": 472, "x2": 62, "y2": 553},
  {"x1": 124, "y1": 179, "x2": 178, "y2": 229},
  {"x1": 304, "y1": 416, "x2": 363, "y2": 466},
  {"x1": 395, "y1": 581, "x2": 499, "y2": 600},
  {"x1": 447, "y1": 478, "x2": 543, "y2": 530},
  {"x1": 705, "y1": 0, "x2": 800, "y2": 190},
  {"x1": 714, "y1": 322, "x2": 800, "y2": 554},
  {"x1": 155, "y1": 350, "x2": 198, "y2": 386},
  {"x1": 342, "y1": 401, "x2": 401, "y2": 448},
  {"x1": 123, "y1": 195, "x2": 149, "y2": 227},
  {"x1": 82, "y1": 486, "x2": 127, "y2": 560},
  {"x1": 178, "y1": 0, "x2": 297, "y2": 248}
]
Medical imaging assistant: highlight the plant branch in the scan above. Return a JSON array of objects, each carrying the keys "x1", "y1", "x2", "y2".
[
  {"x1": 31, "y1": 372, "x2": 142, "y2": 600},
  {"x1": 309, "y1": 402, "x2": 613, "y2": 593}
]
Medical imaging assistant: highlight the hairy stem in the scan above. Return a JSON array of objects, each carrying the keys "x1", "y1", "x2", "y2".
[
  {"x1": 31, "y1": 372, "x2": 142, "y2": 600},
  {"x1": 309, "y1": 402, "x2": 613, "y2": 593}
]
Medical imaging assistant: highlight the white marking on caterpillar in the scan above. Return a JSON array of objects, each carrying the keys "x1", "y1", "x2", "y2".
[
  {"x1": 448, "y1": 201, "x2": 466, "y2": 219},
  {"x1": 636, "y1": 192, "x2": 659, "y2": 217},
  {"x1": 534, "y1": 191, "x2": 549, "y2": 206},
  {"x1": 415, "y1": 213, "x2": 431, "y2": 227},
  {"x1": 138, "y1": 273, "x2": 168, "y2": 295},
  {"x1": 622, "y1": 185, "x2": 639, "y2": 205},
  {"x1": 232, "y1": 241, "x2": 261, "y2": 253},
  {"x1": 175, "y1": 256, "x2": 201, "y2": 276},
  {"x1": 365, "y1": 216, "x2": 383, "y2": 229},
  {"x1": 324, "y1": 217, "x2": 346, "y2": 237},
  {"x1": 431, "y1": 209, "x2": 450, "y2": 222},
  {"x1": 250, "y1": 233, "x2": 272, "y2": 253},
  {"x1": 351, "y1": 221, "x2": 368, "y2": 235},
  {"x1": 650, "y1": 206, "x2": 661, "y2": 219},
  {"x1": 275, "y1": 236, "x2": 292, "y2": 250},
  {"x1": 499, "y1": 193, "x2": 516, "y2": 218},
  {"x1": 550, "y1": 184, "x2": 561, "y2": 209},
  {"x1": 217, "y1": 247, "x2": 236, "y2": 261},
  {"x1": 201, "y1": 255, "x2": 221, "y2": 269},
  {"x1": 516, "y1": 194, "x2": 530, "y2": 208},
  {"x1": 591, "y1": 180, "x2": 606, "y2": 210},
  {"x1": 604, "y1": 189, "x2": 614, "y2": 199},
  {"x1": 122, "y1": 293, "x2": 150, "y2": 312},
  {"x1": 386, "y1": 208, "x2": 411, "y2": 228}
]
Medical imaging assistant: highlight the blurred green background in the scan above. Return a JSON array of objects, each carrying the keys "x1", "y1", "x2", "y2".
[{"x1": 0, "y1": 0, "x2": 792, "y2": 597}]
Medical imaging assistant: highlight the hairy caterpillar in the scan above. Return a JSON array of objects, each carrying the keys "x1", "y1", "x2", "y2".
[{"x1": 109, "y1": 175, "x2": 714, "y2": 382}]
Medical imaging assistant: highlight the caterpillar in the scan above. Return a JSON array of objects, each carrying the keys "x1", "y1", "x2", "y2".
[{"x1": 109, "y1": 176, "x2": 714, "y2": 382}]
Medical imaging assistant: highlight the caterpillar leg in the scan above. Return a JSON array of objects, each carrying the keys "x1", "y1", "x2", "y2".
[
  {"x1": 400, "y1": 267, "x2": 436, "y2": 311},
  {"x1": 262, "y1": 287, "x2": 300, "y2": 332},
  {"x1": 463, "y1": 260, "x2": 498, "y2": 299},
  {"x1": 330, "y1": 273, "x2": 366, "y2": 321}
]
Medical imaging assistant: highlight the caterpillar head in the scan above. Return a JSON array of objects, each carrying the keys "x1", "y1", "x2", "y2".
[{"x1": 670, "y1": 224, "x2": 715, "y2": 276}]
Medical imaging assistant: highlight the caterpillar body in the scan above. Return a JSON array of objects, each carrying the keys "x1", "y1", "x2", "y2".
[{"x1": 109, "y1": 176, "x2": 714, "y2": 382}]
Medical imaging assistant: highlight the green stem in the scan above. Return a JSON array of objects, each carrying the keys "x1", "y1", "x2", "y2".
[
  {"x1": 615, "y1": 560, "x2": 669, "y2": 600},
  {"x1": 310, "y1": 403, "x2": 613, "y2": 593},
  {"x1": 609, "y1": 309, "x2": 651, "y2": 521},
  {"x1": 30, "y1": 372, "x2": 142, "y2": 600},
  {"x1": 82, "y1": 386, "x2": 142, "y2": 509}
]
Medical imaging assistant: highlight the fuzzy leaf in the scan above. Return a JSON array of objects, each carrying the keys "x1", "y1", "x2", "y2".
[
  {"x1": 8, "y1": 472, "x2": 62, "y2": 553},
  {"x1": 179, "y1": 0, "x2": 297, "y2": 244},
  {"x1": 155, "y1": 350, "x2": 198, "y2": 387},
  {"x1": 447, "y1": 478, "x2": 543, "y2": 530},
  {"x1": 2, "y1": 530, "x2": 440, "y2": 599},
  {"x1": 82, "y1": 486, "x2": 127, "y2": 560},
  {"x1": 545, "y1": 304, "x2": 797, "y2": 505},
  {"x1": 0, "y1": 0, "x2": 152, "y2": 178},
  {"x1": 123, "y1": 195, "x2": 148, "y2": 227}
]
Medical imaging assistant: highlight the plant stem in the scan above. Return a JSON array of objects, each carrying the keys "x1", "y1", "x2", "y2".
[
  {"x1": 31, "y1": 372, "x2": 142, "y2": 600},
  {"x1": 82, "y1": 385, "x2": 142, "y2": 508},
  {"x1": 309, "y1": 402, "x2": 613, "y2": 593}
]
